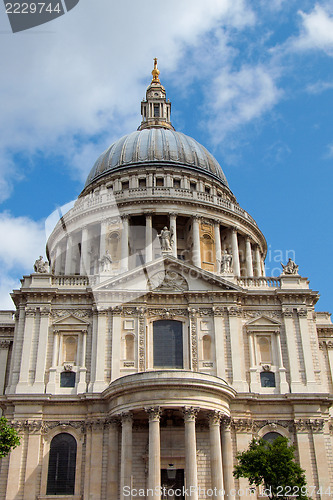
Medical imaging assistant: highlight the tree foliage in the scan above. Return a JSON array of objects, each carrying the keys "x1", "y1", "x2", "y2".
[
  {"x1": 0, "y1": 417, "x2": 20, "y2": 458},
  {"x1": 233, "y1": 436, "x2": 309, "y2": 500}
]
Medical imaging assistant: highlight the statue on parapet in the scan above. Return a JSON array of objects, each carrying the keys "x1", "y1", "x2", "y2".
[
  {"x1": 158, "y1": 226, "x2": 173, "y2": 252},
  {"x1": 281, "y1": 258, "x2": 299, "y2": 275},
  {"x1": 220, "y1": 249, "x2": 233, "y2": 274},
  {"x1": 34, "y1": 256, "x2": 49, "y2": 273}
]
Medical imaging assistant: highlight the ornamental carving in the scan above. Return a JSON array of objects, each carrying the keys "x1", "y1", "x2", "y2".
[
  {"x1": 208, "y1": 410, "x2": 222, "y2": 425},
  {"x1": 51, "y1": 309, "x2": 92, "y2": 320},
  {"x1": 298, "y1": 308, "x2": 308, "y2": 318},
  {"x1": 121, "y1": 412, "x2": 133, "y2": 425},
  {"x1": 183, "y1": 407, "x2": 200, "y2": 422},
  {"x1": 189, "y1": 308, "x2": 198, "y2": 371},
  {"x1": 221, "y1": 416, "x2": 232, "y2": 430},
  {"x1": 212, "y1": 306, "x2": 225, "y2": 317},
  {"x1": 294, "y1": 419, "x2": 324, "y2": 433},
  {"x1": 147, "y1": 308, "x2": 188, "y2": 319},
  {"x1": 253, "y1": 419, "x2": 294, "y2": 433},
  {"x1": 138, "y1": 312, "x2": 145, "y2": 372},
  {"x1": 122, "y1": 307, "x2": 137, "y2": 316},
  {"x1": 198, "y1": 308, "x2": 213, "y2": 317},
  {"x1": 0, "y1": 340, "x2": 11, "y2": 349},
  {"x1": 145, "y1": 406, "x2": 162, "y2": 422},
  {"x1": 232, "y1": 419, "x2": 254, "y2": 432},
  {"x1": 149, "y1": 270, "x2": 188, "y2": 292},
  {"x1": 228, "y1": 306, "x2": 242, "y2": 317},
  {"x1": 282, "y1": 309, "x2": 293, "y2": 318}
]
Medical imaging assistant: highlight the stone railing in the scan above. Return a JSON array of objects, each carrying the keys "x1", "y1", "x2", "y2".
[
  {"x1": 70, "y1": 187, "x2": 258, "y2": 228},
  {"x1": 237, "y1": 277, "x2": 281, "y2": 289},
  {"x1": 52, "y1": 276, "x2": 90, "y2": 287}
]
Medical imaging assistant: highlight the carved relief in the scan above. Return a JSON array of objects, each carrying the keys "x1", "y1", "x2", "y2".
[
  {"x1": 149, "y1": 270, "x2": 188, "y2": 292},
  {"x1": 138, "y1": 308, "x2": 145, "y2": 372},
  {"x1": 208, "y1": 410, "x2": 222, "y2": 425},
  {"x1": 232, "y1": 419, "x2": 254, "y2": 432},
  {"x1": 189, "y1": 308, "x2": 198, "y2": 371},
  {"x1": 147, "y1": 308, "x2": 187, "y2": 318},
  {"x1": 183, "y1": 407, "x2": 199, "y2": 422}
]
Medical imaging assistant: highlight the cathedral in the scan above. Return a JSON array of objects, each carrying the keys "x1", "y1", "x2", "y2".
[{"x1": 0, "y1": 60, "x2": 332, "y2": 500}]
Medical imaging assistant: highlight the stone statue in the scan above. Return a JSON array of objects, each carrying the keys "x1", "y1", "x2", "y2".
[
  {"x1": 34, "y1": 256, "x2": 49, "y2": 273},
  {"x1": 281, "y1": 258, "x2": 299, "y2": 275},
  {"x1": 158, "y1": 226, "x2": 173, "y2": 252},
  {"x1": 99, "y1": 249, "x2": 112, "y2": 273},
  {"x1": 221, "y1": 249, "x2": 233, "y2": 274}
]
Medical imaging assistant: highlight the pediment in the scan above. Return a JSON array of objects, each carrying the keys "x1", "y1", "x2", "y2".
[
  {"x1": 245, "y1": 315, "x2": 281, "y2": 331},
  {"x1": 53, "y1": 314, "x2": 90, "y2": 326},
  {"x1": 92, "y1": 256, "x2": 242, "y2": 294}
]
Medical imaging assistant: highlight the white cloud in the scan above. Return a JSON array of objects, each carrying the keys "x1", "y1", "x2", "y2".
[
  {"x1": 292, "y1": 4, "x2": 333, "y2": 55},
  {"x1": 0, "y1": 0, "x2": 255, "y2": 201},
  {"x1": 306, "y1": 80, "x2": 333, "y2": 94},
  {"x1": 205, "y1": 65, "x2": 281, "y2": 142},
  {"x1": 0, "y1": 212, "x2": 47, "y2": 308}
]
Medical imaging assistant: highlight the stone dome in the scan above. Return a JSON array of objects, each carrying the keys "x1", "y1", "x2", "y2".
[{"x1": 84, "y1": 128, "x2": 228, "y2": 189}]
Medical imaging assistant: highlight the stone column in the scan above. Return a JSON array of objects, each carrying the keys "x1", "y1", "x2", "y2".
[
  {"x1": 297, "y1": 309, "x2": 316, "y2": 390},
  {"x1": 221, "y1": 417, "x2": 235, "y2": 498},
  {"x1": 245, "y1": 238, "x2": 254, "y2": 277},
  {"x1": 274, "y1": 331, "x2": 289, "y2": 393},
  {"x1": 121, "y1": 215, "x2": 129, "y2": 271},
  {"x1": 111, "y1": 308, "x2": 122, "y2": 381},
  {"x1": 54, "y1": 244, "x2": 62, "y2": 274},
  {"x1": 214, "y1": 221, "x2": 222, "y2": 272},
  {"x1": 183, "y1": 407, "x2": 199, "y2": 499},
  {"x1": 91, "y1": 308, "x2": 108, "y2": 392},
  {"x1": 192, "y1": 216, "x2": 201, "y2": 268},
  {"x1": 89, "y1": 422, "x2": 104, "y2": 497},
  {"x1": 77, "y1": 330, "x2": 87, "y2": 392},
  {"x1": 99, "y1": 220, "x2": 108, "y2": 259},
  {"x1": 6, "y1": 433, "x2": 24, "y2": 500},
  {"x1": 208, "y1": 411, "x2": 224, "y2": 498},
  {"x1": 146, "y1": 407, "x2": 162, "y2": 498},
  {"x1": 228, "y1": 307, "x2": 248, "y2": 392},
  {"x1": 107, "y1": 419, "x2": 119, "y2": 499},
  {"x1": 230, "y1": 228, "x2": 240, "y2": 276},
  {"x1": 253, "y1": 245, "x2": 261, "y2": 277},
  {"x1": 23, "y1": 430, "x2": 41, "y2": 499},
  {"x1": 310, "y1": 421, "x2": 331, "y2": 495},
  {"x1": 120, "y1": 412, "x2": 133, "y2": 500},
  {"x1": 145, "y1": 213, "x2": 153, "y2": 263},
  {"x1": 282, "y1": 309, "x2": 302, "y2": 391},
  {"x1": 17, "y1": 307, "x2": 35, "y2": 390},
  {"x1": 80, "y1": 226, "x2": 90, "y2": 275},
  {"x1": 0, "y1": 341, "x2": 10, "y2": 394},
  {"x1": 248, "y1": 332, "x2": 260, "y2": 392},
  {"x1": 169, "y1": 213, "x2": 177, "y2": 258},
  {"x1": 294, "y1": 421, "x2": 314, "y2": 486},
  {"x1": 33, "y1": 307, "x2": 50, "y2": 391},
  {"x1": 213, "y1": 308, "x2": 226, "y2": 380},
  {"x1": 65, "y1": 234, "x2": 73, "y2": 274}
]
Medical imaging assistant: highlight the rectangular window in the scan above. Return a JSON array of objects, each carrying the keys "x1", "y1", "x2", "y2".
[
  {"x1": 156, "y1": 177, "x2": 164, "y2": 187},
  {"x1": 173, "y1": 179, "x2": 181, "y2": 188},
  {"x1": 190, "y1": 182, "x2": 196, "y2": 192},
  {"x1": 154, "y1": 104, "x2": 160, "y2": 117},
  {"x1": 122, "y1": 181, "x2": 129, "y2": 190},
  {"x1": 139, "y1": 178, "x2": 146, "y2": 188},
  {"x1": 153, "y1": 320, "x2": 183, "y2": 369}
]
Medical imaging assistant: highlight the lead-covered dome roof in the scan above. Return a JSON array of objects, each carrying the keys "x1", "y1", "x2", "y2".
[{"x1": 84, "y1": 128, "x2": 228, "y2": 189}]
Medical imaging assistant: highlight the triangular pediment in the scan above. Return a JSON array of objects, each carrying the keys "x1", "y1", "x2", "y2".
[
  {"x1": 53, "y1": 314, "x2": 90, "y2": 326},
  {"x1": 245, "y1": 315, "x2": 281, "y2": 329},
  {"x1": 92, "y1": 256, "x2": 242, "y2": 294}
]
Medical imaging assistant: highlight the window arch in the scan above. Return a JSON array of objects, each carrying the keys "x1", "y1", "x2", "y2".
[
  {"x1": 153, "y1": 320, "x2": 183, "y2": 369},
  {"x1": 63, "y1": 335, "x2": 77, "y2": 364},
  {"x1": 47, "y1": 433, "x2": 77, "y2": 495},
  {"x1": 202, "y1": 335, "x2": 211, "y2": 360},
  {"x1": 258, "y1": 336, "x2": 271, "y2": 363}
]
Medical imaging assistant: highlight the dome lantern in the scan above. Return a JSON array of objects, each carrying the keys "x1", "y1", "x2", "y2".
[{"x1": 139, "y1": 58, "x2": 174, "y2": 131}]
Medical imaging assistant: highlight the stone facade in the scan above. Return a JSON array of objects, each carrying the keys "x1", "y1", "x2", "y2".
[{"x1": 0, "y1": 63, "x2": 332, "y2": 500}]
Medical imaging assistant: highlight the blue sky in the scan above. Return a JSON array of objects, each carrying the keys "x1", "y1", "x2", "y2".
[{"x1": 0, "y1": 0, "x2": 332, "y2": 312}]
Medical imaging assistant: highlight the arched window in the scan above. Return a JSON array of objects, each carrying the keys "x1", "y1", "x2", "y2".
[
  {"x1": 125, "y1": 334, "x2": 134, "y2": 360},
  {"x1": 262, "y1": 431, "x2": 282, "y2": 443},
  {"x1": 60, "y1": 371, "x2": 76, "y2": 388},
  {"x1": 258, "y1": 337, "x2": 271, "y2": 363},
  {"x1": 63, "y1": 336, "x2": 77, "y2": 364},
  {"x1": 260, "y1": 371, "x2": 276, "y2": 387},
  {"x1": 153, "y1": 320, "x2": 183, "y2": 369},
  {"x1": 202, "y1": 335, "x2": 211, "y2": 360},
  {"x1": 47, "y1": 433, "x2": 77, "y2": 495}
]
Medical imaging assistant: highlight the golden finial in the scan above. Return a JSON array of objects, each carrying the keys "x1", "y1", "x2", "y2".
[{"x1": 151, "y1": 58, "x2": 160, "y2": 83}]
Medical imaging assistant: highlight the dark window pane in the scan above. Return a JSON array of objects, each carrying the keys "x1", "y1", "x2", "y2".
[
  {"x1": 47, "y1": 433, "x2": 77, "y2": 495},
  {"x1": 154, "y1": 104, "x2": 160, "y2": 117},
  {"x1": 153, "y1": 320, "x2": 183, "y2": 369},
  {"x1": 60, "y1": 371, "x2": 76, "y2": 388},
  {"x1": 260, "y1": 371, "x2": 275, "y2": 387},
  {"x1": 262, "y1": 432, "x2": 282, "y2": 444}
]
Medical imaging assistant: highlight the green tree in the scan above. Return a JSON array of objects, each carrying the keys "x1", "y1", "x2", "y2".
[
  {"x1": 233, "y1": 436, "x2": 309, "y2": 500},
  {"x1": 0, "y1": 417, "x2": 20, "y2": 458}
]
